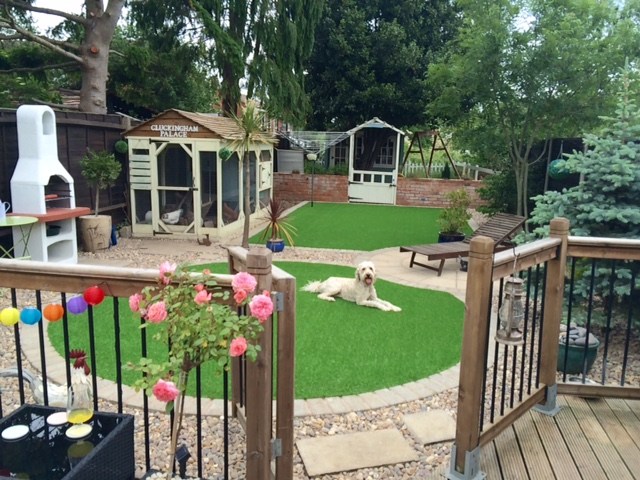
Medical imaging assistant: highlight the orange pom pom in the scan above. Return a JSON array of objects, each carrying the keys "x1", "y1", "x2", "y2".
[{"x1": 43, "y1": 304, "x2": 65, "y2": 322}]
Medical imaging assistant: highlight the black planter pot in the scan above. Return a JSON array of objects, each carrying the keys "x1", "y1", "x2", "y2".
[{"x1": 438, "y1": 232, "x2": 466, "y2": 243}]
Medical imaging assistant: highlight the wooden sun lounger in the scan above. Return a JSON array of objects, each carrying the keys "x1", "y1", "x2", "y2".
[{"x1": 399, "y1": 212, "x2": 526, "y2": 276}]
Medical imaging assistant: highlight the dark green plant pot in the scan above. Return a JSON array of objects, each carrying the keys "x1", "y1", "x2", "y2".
[
  {"x1": 438, "y1": 232, "x2": 465, "y2": 243},
  {"x1": 557, "y1": 339, "x2": 600, "y2": 374},
  {"x1": 266, "y1": 239, "x2": 285, "y2": 253}
]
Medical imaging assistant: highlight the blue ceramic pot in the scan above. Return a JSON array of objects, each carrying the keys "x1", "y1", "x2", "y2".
[{"x1": 266, "y1": 239, "x2": 285, "y2": 252}]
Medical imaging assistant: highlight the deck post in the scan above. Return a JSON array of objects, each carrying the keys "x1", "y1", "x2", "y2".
[
  {"x1": 449, "y1": 236, "x2": 494, "y2": 479},
  {"x1": 274, "y1": 274, "x2": 296, "y2": 480},
  {"x1": 535, "y1": 217, "x2": 570, "y2": 416},
  {"x1": 245, "y1": 248, "x2": 274, "y2": 479}
]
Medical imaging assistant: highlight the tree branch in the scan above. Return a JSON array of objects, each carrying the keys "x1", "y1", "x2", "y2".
[
  {"x1": 0, "y1": 61, "x2": 76, "y2": 73},
  {"x1": 1, "y1": 15, "x2": 83, "y2": 64},
  {"x1": 47, "y1": 38, "x2": 82, "y2": 52},
  {"x1": 0, "y1": 33, "x2": 22, "y2": 40},
  {"x1": 0, "y1": 0, "x2": 88, "y2": 26}
]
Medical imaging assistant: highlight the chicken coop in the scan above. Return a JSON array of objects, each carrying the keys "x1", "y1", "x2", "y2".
[{"x1": 124, "y1": 109, "x2": 274, "y2": 239}]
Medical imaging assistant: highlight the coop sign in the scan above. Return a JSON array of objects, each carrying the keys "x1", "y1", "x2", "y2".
[{"x1": 150, "y1": 124, "x2": 199, "y2": 138}]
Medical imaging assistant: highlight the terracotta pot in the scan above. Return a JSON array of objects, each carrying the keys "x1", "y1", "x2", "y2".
[{"x1": 78, "y1": 215, "x2": 112, "y2": 253}]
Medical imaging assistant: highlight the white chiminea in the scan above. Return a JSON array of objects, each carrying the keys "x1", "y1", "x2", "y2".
[{"x1": 10, "y1": 105, "x2": 89, "y2": 263}]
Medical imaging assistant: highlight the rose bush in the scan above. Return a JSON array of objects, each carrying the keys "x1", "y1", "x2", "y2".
[{"x1": 128, "y1": 262, "x2": 273, "y2": 478}]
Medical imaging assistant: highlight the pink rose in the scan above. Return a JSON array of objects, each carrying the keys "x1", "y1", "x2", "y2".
[
  {"x1": 159, "y1": 261, "x2": 177, "y2": 285},
  {"x1": 203, "y1": 269, "x2": 211, "y2": 275},
  {"x1": 233, "y1": 289, "x2": 248, "y2": 304},
  {"x1": 194, "y1": 284, "x2": 205, "y2": 292},
  {"x1": 129, "y1": 293, "x2": 143, "y2": 312},
  {"x1": 249, "y1": 292, "x2": 273, "y2": 323},
  {"x1": 229, "y1": 337, "x2": 248, "y2": 357},
  {"x1": 194, "y1": 289, "x2": 212, "y2": 305},
  {"x1": 152, "y1": 379, "x2": 179, "y2": 403},
  {"x1": 146, "y1": 301, "x2": 167, "y2": 323},
  {"x1": 232, "y1": 272, "x2": 257, "y2": 295}
]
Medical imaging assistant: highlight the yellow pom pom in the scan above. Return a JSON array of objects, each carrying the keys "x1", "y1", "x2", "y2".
[{"x1": 0, "y1": 307, "x2": 20, "y2": 327}]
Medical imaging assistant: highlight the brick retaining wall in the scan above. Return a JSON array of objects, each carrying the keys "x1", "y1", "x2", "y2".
[{"x1": 274, "y1": 173, "x2": 484, "y2": 208}]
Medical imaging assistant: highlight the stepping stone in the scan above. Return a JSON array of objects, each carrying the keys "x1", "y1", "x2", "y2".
[
  {"x1": 296, "y1": 428, "x2": 418, "y2": 477},
  {"x1": 404, "y1": 410, "x2": 456, "y2": 445}
]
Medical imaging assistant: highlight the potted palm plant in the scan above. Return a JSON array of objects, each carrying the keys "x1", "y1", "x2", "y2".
[
  {"x1": 78, "y1": 149, "x2": 122, "y2": 253},
  {"x1": 437, "y1": 188, "x2": 471, "y2": 242},
  {"x1": 260, "y1": 198, "x2": 297, "y2": 252}
]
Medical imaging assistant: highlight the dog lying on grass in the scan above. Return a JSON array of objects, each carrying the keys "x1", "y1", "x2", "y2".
[{"x1": 301, "y1": 261, "x2": 401, "y2": 312}]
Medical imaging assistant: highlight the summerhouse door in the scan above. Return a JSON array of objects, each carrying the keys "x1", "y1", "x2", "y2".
[{"x1": 348, "y1": 169, "x2": 397, "y2": 204}]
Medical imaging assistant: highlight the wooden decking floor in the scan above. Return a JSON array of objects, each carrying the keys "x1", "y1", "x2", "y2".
[
  {"x1": 480, "y1": 396, "x2": 640, "y2": 480},
  {"x1": 441, "y1": 396, "x2": 640, "y2": 479}
]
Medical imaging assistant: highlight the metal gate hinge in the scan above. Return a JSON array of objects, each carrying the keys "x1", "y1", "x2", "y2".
[
  {"x1": 271, "y1": 438, "x2": 282, "y2": 458},
  {"x1": 274, "y1": 292, "x2": 285, "y2": 312}
]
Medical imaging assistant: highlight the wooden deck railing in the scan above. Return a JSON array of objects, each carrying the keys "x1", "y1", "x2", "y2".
[
  {"x1": 450, "y1": 217, "x2": 640, "y2": 479},
  {"x1": 0, "y1": 246, "x2": 295, "y2": 480}
]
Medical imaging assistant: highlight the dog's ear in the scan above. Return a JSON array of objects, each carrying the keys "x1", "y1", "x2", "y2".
[{"x1": 356, "y1": 268, "x2": 361, "y2": 281}]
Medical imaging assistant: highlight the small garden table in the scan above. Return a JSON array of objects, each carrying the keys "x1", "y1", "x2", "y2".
[{"x1": 0, "y1": 216, "x2": 38, "y2": 259}]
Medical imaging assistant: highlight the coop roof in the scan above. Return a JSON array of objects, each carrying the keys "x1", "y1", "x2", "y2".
[{"x1": 123, "y1": 108, "x2": 270, "y2": 141}]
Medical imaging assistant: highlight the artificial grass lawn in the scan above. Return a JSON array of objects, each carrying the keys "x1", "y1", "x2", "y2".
[
  {"x1": 250, "y1": 202, "x2": 464, "y2": 250},
  {"x1": 48, "y1": 263, "x2": 464, "y2": 399}
]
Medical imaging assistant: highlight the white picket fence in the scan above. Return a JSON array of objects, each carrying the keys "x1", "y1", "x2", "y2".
[{"x1": 402, "y1": 161, "x2": 494, "y2": 180}]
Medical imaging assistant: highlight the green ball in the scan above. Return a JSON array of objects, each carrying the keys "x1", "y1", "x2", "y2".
[
  {"x1": 114, "y1": 140, "x2": 128, "y2": 154},
  {"x1": 548, "y1": 159, "x2": 569, "y2": 180}
]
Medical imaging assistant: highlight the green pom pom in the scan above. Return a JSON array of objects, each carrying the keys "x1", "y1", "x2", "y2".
[
  {"x1": 548, "y1": 159, "x2": 569, "y2": 180},
  {"x1": 114, "y1": 140, "x2": 128, "y2": 154},
  {"x1": 219, "y1": 147, "x2": 232, "y2": 161}
]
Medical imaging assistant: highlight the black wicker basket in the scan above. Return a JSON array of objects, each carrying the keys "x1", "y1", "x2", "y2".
[{"x1": 0, "y1": 404, "x2": 134, "y2": 480}]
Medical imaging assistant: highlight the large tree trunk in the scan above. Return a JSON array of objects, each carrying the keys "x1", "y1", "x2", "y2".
[{"x1": 79, "y1": 0, "x2": 125, "y2": 113}]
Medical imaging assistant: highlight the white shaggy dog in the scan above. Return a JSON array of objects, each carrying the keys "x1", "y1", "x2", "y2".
[{"x1": 301, "y1": 261, "x2": 401, "y2": 312}]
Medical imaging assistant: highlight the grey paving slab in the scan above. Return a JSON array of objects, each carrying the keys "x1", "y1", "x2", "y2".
[
  {"x1": 373, "y1": 387, "x2": 407, "y2": 406},
  {"x1": 403, "y1": 380, "x2": 438, "y2": 398},
  {"x1": 296, "y1": 428, "x2": 418, "y2": 476},
  {"x1": 358, "y1": 391, "x2": 389, "y2": 410},
  {"x1": 325, "y1": 395, "x2": 351, "y2": 414},
  {"x1": 294, "y1": 399, "x2": 313, "y2": 417},
  {"x1": 305, "y1": 397, "x2": 332, "y2": 416},
  {"x1": 403, "y1": 410, "x2": 456, "y2": 445},
  {"x1": 389, "y1": 385, "x2": 422, "y2": 403}
]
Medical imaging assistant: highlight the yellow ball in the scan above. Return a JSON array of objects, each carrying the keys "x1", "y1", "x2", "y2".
[{"x1": 0, "y1": 307, "x2": 20, "y2": 327}]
